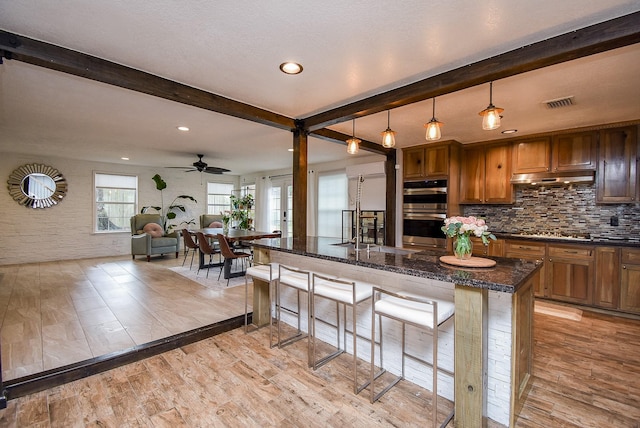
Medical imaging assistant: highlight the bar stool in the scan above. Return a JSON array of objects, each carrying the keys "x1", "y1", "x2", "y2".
[
  {"x1": 273, "y1": 265, "x2": 315, "y2": 360},
  {"x1": 369, "y1": 287, "x2": 455, "y2": 428},
  {"x1": 244, "y1": 262, "x2": 278, "y2": 334},
  {"x1": 310, "y1": 273, "x2": 373, "y2": 394}
]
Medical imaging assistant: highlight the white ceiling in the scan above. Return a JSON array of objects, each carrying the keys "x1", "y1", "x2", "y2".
[{"x1": 1, "y1": 1, "x2": 639, "y2": 175}]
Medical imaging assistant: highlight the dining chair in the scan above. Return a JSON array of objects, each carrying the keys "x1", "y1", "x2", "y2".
[
  {"x1": 195, "y1": 232, "x2": 221, "y2": 279},
  {"x1": 181, "y1": 229, "x2": 199, "y2": 269},
  {"x1": 216, "y1": 233, "x2": 251, "y2": 285}
]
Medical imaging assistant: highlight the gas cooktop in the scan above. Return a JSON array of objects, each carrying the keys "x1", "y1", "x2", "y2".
[{"x1": 510, "y1": 232, "x2": 592, "y2": 241}]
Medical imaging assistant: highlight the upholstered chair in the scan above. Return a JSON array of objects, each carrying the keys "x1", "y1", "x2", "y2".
[
  {"x1": 130, "y1": 214, "x2": 180, "y2": 262},
  {"x1": 200, "y1": 214, "x2": 225, "y2": 229}
]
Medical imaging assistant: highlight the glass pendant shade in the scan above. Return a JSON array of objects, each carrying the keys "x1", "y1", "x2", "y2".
[
  {"x1": 346, "y1": 137, "x2": 360, "y2": 154},
  {"x1": 424, "y1": 119, "x2": 442, "y2": 140},
  {"x1": 479, "y1": 82, "x2": 503, "y2": 130},
  {"x1": 346, "y1": 119, "x2": 360, "y2": 154},
  {"x1": 424, "y1": 98, "x2": 443, "y2": 141},
  {"x1": 381, "y1": 110, "x2": 396, "y2": 148}
]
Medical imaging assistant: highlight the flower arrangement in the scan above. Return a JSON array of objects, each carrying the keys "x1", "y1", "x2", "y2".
[{"x1": 441, "y1": 216, "x2": 496, "y2": 259}]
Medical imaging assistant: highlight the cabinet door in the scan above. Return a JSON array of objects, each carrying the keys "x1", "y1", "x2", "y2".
[
  {"x1": 512, "y1": 138, "x2": 551, "y2": 173},
  {"x1": 403, "y1": 147, "x2": 425, "y2": 179},
  {"x1": 505, "y1": 240, "x2": 546, "y2": 297},
  {"x1": 620, "y1": 249, "x2": 640, "y2": 314},
  {"x1": 547, "y1": 246, "x2": 594, "y2": 305},
  {"x1": 460, "y1": 146, "x2": 484, "y2": 203},
  {"x1": 424, "y1": 145, "x2": 449, "y2": 177},
  {"x1": 484, "y1": 143, "x2": 513, "y2": 203},
  {"x1": 594, "y1": 247, "x2": 619, "y2": 309},
  {"x1": 597, "y1": 126, "x2": 638, "y2": 203},
  {"x1": 552, "y1": 131, "x2": 597, "y2": 172}
]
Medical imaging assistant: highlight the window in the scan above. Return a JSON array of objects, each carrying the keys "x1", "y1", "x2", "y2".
[
  {"x1": 95, "y1": 173, "x2": 137, "y2": 232},
  {"x1": 207, "y1": 182, "x2": 234, "y2": 215},
  {"x1": 317, "y1": 172, "x2": 347, "y2": 238}
]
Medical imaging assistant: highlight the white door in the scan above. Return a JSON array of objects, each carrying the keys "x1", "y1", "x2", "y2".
[{"x1": 269, "y1": 180, "x2": 293, "y2": 237}]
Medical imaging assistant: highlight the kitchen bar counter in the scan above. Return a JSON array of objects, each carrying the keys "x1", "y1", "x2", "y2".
[
  {"x1": 251, "y1": 236, "x2": 542, "y2": 293},
  {"x1": 250, "y1": 236, "x2": 541, "y2": 427}
]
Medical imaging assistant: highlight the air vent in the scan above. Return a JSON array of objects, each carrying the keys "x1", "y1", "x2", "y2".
[{"x1": 544, "y1": 96, "x2": 574, "y2": 109}]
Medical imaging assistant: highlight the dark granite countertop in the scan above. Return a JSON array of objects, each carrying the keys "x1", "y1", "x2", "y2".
[
  {"x1": 494, "y1": 233, "x2": 640, "y2": 247},
  {"x1": 251, "y1": 237, "x2": 542, "y2": 294}
]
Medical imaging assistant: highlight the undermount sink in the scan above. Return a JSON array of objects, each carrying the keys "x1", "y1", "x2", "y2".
[{"x1": 331, "y1": 242, "x2": 417, "y2": 255}]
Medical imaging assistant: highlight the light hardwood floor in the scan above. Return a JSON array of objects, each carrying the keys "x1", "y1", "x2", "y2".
[
  {"x1": 0, "y1": 254, "x2": 247, "y2": 380},
  {"x1": 1, "y1": 255, "x2": 639, "y2": 427}
]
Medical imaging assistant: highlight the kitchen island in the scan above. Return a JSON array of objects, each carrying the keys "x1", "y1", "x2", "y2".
[{"x1": 250, "y1": 237, "x2": 541, "y2": 428}]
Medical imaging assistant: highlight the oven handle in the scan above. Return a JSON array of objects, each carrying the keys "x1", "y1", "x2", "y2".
[
  {"x1": 403, "y1": 188, "x2": 447, "y2": 195},
  {"x1": 403, "y1": 212, "x2": 447, "y2": 220}
]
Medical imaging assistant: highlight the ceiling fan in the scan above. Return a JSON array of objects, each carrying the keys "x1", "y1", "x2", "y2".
[{"x1": 168, "y1": 154, "x2": 230, "y2": 174}]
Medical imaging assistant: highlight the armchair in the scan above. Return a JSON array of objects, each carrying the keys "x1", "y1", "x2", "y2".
[
  {"x1": 131, "y1": 214, "x2": 180, "y2": 262},
  {"x1": 200, "y1": 214, "x2": 224, "y2": 229}
]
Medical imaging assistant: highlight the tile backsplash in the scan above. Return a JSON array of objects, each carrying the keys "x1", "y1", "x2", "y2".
[{"x1": 462, "y1": 183, "x2": 640, "y2": 240}]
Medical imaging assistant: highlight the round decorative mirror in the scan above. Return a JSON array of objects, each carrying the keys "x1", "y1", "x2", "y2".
[{"x1": 7, "y1": 163, "x2": 68, "y2": 208}]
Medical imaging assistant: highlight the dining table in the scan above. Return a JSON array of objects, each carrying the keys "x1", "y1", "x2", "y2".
[{"x1": 194, "y1": 228, "x2": 282, "y2": 279}]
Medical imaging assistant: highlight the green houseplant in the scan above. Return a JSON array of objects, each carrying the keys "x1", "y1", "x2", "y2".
[{"x1": 142, "y1": 174, "x2": 197, "y2": 234}]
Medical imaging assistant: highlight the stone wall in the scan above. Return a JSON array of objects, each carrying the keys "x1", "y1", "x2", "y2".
[{"x1": 462, "y1": 183, "x2": 640, "y2": 241}]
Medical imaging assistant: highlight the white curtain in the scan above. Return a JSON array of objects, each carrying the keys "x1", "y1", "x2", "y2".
[
  {"x1": 255, "y1": 176, "x2": 272, "y2": 232},
  {"x1": 307, "y1": 169, "x2": 317, "y2": 236}
]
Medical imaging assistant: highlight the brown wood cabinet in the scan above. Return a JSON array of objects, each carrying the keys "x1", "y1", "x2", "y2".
[
  {"x1": 620, "y1": 248, "x2": 640, "y2": 314},
  {"x1": 512, "y1": 137, "x2": 551, "y2": 173},
  {"x1": 504, "y1": 240, "x2": 546, "y2": 297},
  {"x1": 594, "y1": 247, "x2": 620, "y2": 309},
  {"x1": 552, "y1": 131, "x2": 597, "y2": 171},
  {"x1": 460, "y1": 143, "x2": 512, "y2": 204},
  {"x1": 403, "y1": 143, "x2": 449, "y2": 179},
  {"x1": 471, "y1": 237, "x2": 504, "y2": 257},
  {"x1": 546, "y1": 245, "x2": 594, "y2": 305},
  {"x1": 596, "y1": 126, "x2": 638, "y2": 203}
]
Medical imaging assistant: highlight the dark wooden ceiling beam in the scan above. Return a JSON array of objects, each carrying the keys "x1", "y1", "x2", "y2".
[
  {"x1": 310, "y1": 128, "x2": 394, "y2": 156},
  {"x1": 303, "y1": 11, "x2": 640, "y2": 131},
  {"x1": 0, "y1": 30, "x2": 296, "y2": 131}
]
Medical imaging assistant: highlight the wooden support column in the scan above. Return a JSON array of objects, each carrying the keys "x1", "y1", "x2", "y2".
[
  {"x1": 454, "y1": 284, "x2": 488, "y2": 428},
  {"x1": 384, "y1": 150, "x2": 396, "y2": 247},
  {"x1": 292, "y1": 121, "x2": 308, "y2": 239},
  {"x1": 251, "y1": 248, "x2": 272, "y2": 327}
]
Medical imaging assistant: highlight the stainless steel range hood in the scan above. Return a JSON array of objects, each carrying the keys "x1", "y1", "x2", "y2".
[{"x1": 510, "y1": 170, "x2": 595, "y2": 185}]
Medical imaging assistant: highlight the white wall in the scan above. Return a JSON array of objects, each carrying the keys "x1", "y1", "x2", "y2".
[{"x1": 0, "y1": 153, "x2": 237, "y2": 266}]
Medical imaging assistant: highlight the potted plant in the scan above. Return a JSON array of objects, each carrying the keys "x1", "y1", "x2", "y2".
[{"x1": 141, "y1": 174, "x2": 197, "y2": 235}]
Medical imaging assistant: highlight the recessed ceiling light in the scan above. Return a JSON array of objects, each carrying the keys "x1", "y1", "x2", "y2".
[
  {"x1": 121, "y1": 157, "x2": 129, "y2": 160},
  {"x1": 177, "y1": 126, "x2": 190, "y2": 132},
  {"x1": 288, "y1": 148, "x2": 294, "y2": 152},
  {"x1": 279, "y1": 62, "x2": 303, "y2": 75},
  {"x1": 502, "y1": 129, "x2": 518, "y2": 134}
]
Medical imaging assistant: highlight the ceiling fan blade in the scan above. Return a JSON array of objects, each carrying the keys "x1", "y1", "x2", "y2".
[{"x1": 204, "y1": 166, "x2": 230, "y2": 174}]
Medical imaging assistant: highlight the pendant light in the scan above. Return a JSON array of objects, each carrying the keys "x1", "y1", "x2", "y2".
[
  {"x1": 424, "y1": 97, "x2": 443, "y2": 141},
  {"x1": 381, "y1": 110, "x2": 396, "y2": 148},
  {"x1": 479, "y1": 81, "x2": 504, "y2": 130},
  {"x1": 346, "y1": 119, "x2": 361, "y2": 154}
]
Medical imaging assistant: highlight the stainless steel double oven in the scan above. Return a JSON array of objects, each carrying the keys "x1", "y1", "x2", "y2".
[{"x1": 402, "y1": 179, "x2": 447, "y2": 248}]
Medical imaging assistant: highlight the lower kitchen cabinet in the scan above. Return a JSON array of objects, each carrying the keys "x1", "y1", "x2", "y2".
[
  {"x1": 547, "y1": 245, "x2": 594, "y2": 305},
  {"x1": 505, "y1": 240, "x2": 546, "y2": 297},
  {"x1": 620, "y1": 248, "x2": 640, "y2": 314},
  {"x1": 594, "y1": 247, "x2": 620, "y2": 309},
  {"x1": 471, "y1": 237, "x2": 504, "y2": 257}
]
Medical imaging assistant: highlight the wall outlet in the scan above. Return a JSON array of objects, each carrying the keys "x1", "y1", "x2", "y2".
[{"x1": 610, "y1": 216, "x2": 619, "y2": 226}]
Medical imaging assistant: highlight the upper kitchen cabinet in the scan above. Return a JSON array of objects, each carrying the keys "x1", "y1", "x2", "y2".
[
  {"x1": 512, "y1": 137, "x2": 551, "y2": 173},
  {"x1": 552, "y1": 131, "x2": 597, "y2": 171},
  {"x1": 403, "y1": 142, "x2": 450, "y2": 179},
  {"x1": 512, "y1": 132, "x2": 597, "y2": 174},
  {"x1": 596, "y1": 125, "x2": 638, "y2": 204},
  {"x1": 460, "y1": 142, "x2": 513, "y2": 204}
]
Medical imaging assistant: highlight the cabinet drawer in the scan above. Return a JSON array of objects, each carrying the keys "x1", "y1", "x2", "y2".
[
  {"x1": 548, "y1": 245, "x2": 593, "y2": 259},
  {"x1": 622, "y1": 248, "x2": 640, "y2": 264},
  {"x1": 505, "y1": 241, "x2": 546, "y2": 257}
]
